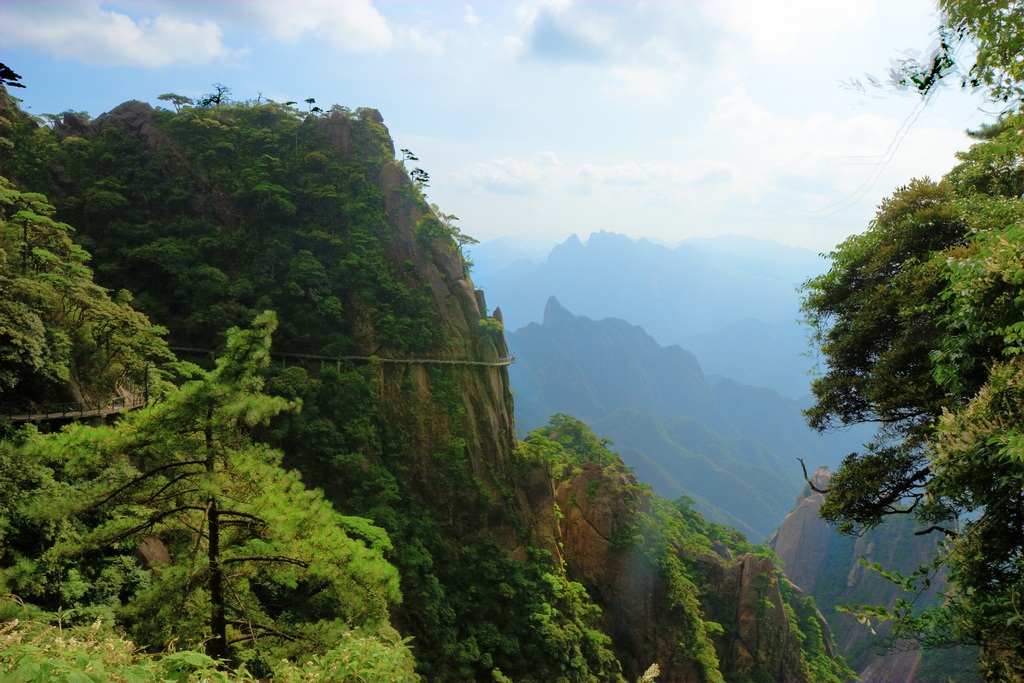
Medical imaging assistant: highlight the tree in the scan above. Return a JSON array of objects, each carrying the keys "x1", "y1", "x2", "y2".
[
  {"x1": 0, "y1": 175, "x2": 167, "y2": 401},
  {"x1": 802, "y1": 179, "x2": 973, "y2": 529},
  {"x1": 157, "y1": 93, "x2": 193, "y2": 113},
  {"x1": 410, "y1": 167, "x2": 430, "y2": 187},
  {"x1": 802, "y1": 117, "x2": 1024, "y2": 680},
  {"x1": 199, "y1": 83, "x2": 231, "y2": 108},
  {"x1": 20, "y1": 312, "x2": 402, "y2": 667},
  {"x1": 399, "y1": 148, "x2": 418, "y2": 165},
  {"x1": 429, "y1": 203, "x2": 478, "y2": 252},
  {"x1": 0, "y1": 63, "x2": 25, "y2": 89},
  {"x1": 888, "y1": 1, "x2": 1024, "y2": 109}
]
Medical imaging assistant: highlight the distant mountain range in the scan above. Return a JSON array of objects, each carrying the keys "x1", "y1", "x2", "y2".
[
  {"x1": 507, "y1": 297, "x2": 868, "y2": 540},
  {"x1": 473, "y1": 231, "x2": 829, "y2": 398}
]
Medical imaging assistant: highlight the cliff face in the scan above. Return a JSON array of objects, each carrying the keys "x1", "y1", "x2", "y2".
[
  {"x1": 769, "y1": 468, "x2": 975, "y2": 682},
  {"x1": 2, "y1": 94, "x2": 853, "y2": 681},
  {"x1": 770, "y1": 468, "x2": 834, "y2": 594},
  {"x1": 547, "y1": 460, "x2": 829, "y2": 682}
]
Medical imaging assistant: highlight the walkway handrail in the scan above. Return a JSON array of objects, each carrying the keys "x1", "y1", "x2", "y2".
[
  {"x1": 3, "y1": 391, "x2": 148, "y2": 423},
  {"x1": 168, "y1": 346, "x2": 515, "y2": 367}
]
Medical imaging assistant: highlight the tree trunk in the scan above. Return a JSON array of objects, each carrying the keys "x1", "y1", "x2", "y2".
[{"x1": 205, "y1": 415, "x2": 228, "y2": 662}]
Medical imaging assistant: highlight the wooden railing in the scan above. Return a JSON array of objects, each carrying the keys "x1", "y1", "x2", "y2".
[
  {"x1": 169, "y1": 346, "x2": 515, "y2": 370},
  {"x1": 4, "y1": 391, "x2": 148, "y2": 423}
]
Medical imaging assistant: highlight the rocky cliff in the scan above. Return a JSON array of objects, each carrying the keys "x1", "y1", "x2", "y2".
[
  {"x1": 769, "y1": 468, "x2": 976, "y2": 682},
  {"x1": 531, "y1": 454, "x2": 847, "y2": 682}
]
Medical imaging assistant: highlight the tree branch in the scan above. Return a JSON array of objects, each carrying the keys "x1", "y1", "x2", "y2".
[
  {"x1": 221, "y1": 555, "x2": 310, "y2": 568},
  {"x1": 227, "y1": 618, "x2": 299, "y2": 644},
  {"x1": 798, "y1": 458, "x2": 830, "y2": 493},
  {"x1": 914, "y1": 525, "x2": 958, "y2": 538},
  {"x1": 97, "y1": 505, "x2": 211, "y2": 546},
  {"x1": 89, "y1": 459, "x2": 207, "y2": 510}
]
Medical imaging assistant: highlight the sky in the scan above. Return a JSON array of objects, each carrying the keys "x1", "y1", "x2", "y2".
[{"x1": 0, "y1": 0, "x2": 1000, "y2": 252}]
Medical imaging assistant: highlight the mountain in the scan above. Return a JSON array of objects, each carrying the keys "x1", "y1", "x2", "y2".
[
  {"x1": 507, "y1": 296, "x2": 868, "y2": 540},
  {"x1": 0, "y1": 89, "x2": 854, "y2": 682},
  {"x1": 464, "y1": 235, "x2": 556, "y2": 276},
  {"x1": 768, "y1": 469, "x2": 977, "y2": 682},
  {"x1": 475, "y1": 231, "x2": 826, "y2": 398}
]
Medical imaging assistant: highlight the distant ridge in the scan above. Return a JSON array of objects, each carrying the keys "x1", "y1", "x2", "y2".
[
  {"x1": 474, "y1": 231, "x2": 825, "y2": 397},
  {"x1": 507, "y1": 297, "x2": 866, "y2": 540}
]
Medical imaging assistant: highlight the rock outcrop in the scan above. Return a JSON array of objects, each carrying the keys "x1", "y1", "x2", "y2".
[
  {"x1": 769, "y1": 469, "x2": 974, "y2": 682},
  {"x1": 769, "y1": 468, "x2": 834, "y2": 593},
  {"x1": 555, "y1": 461, "x2": 821, "y2": 682}
]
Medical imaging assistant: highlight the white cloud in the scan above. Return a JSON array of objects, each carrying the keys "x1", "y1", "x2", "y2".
[
  {"x1": 518, "y1": 0, "x2": 611, "y2": 63},
  {"x1": 244, "y1": 0, "x2": 392, "y2": 52},
  {"x1": 450, "y1": 151, "x2": 729, "y2": 202},
  {"x1": 503, "y1": 0, "x2": 735, "y2": 100},
  {"x1": 464, "y1": 4, "x2": 481, "y2": 26},
  {"x1": 704, "y1": 0, "x2": 875, "y2": 57},
  {"x1": 451, "y1": 156, "x2": 548, "y2": 195},
  {"x1": 2, "y1": 2, "x2": 231, "y2": 67},
  {"x1": 398, "y1": 24, "x2": 446, "y2": 56}
]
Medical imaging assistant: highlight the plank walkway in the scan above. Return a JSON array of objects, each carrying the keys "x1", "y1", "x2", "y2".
[
  {"x1": 169, "y1": 346, "x2": 515, "y2": 370},
  {"x1": 5, "y1": 392, "x2": 148, "y2": 423},
  {"x1": 3, "y1": 348, "x2": 513, "y2": 423}
]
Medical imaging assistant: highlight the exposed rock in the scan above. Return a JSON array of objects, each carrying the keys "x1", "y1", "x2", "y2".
[
  {"x1": 89, "y1": 100, "x2": 156, "y2": 140},
  {"x1": 701, "y1": 553, "x2": 809, "y2": 683},
  {"x1": 321, "y1": 109, "x2": 352, "y2": 156},
  {"x1": 52, "y1": 111, "x2": 89, "y2": 138},
  {"x1": 555, "y1": 461, "x2": 816, "y2": 682},
  {"x1": 767, "y1": 467, "x2": 833, "y2": 593},
  {"x1": 768, "y1": 468, "x2": 975, "y2": 682},
  {"x1": 136, "y1": 537, "x2": 170, "y2": 567}
]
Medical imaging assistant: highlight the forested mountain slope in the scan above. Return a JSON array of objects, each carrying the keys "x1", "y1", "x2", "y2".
[{"x1": 0, "y1": 86, "x2": 854, "y2": 682}]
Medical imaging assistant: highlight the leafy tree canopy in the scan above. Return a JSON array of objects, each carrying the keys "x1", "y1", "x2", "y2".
[
  {"x1": 802, "y1": 113, "x2": 1024, "y2": 681},
  {"x1": 0, "y1": 175, "x2": 169, "y2": 404}
]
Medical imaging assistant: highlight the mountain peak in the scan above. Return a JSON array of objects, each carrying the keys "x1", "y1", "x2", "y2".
[{"x1": 542, "y1": 296, "x2": 573, "y2": 326}]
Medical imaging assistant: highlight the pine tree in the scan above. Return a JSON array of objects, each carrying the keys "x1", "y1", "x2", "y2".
[{"x1": 20, "y1": 312, "x2": 401, "y2": 666}]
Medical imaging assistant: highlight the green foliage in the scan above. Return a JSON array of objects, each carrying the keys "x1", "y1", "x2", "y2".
[
  {"x1": 940, "y1": 0, "x2": 1024, "y2": 107},
  {"x1": 0, "y1": 175, "x2": 168, "y2": 402},
  {"x1": 427, "y1": 540, "x2": 623, "y2": 683},
  {"x1": 1, "y1": 94, "x2": 442, "y2": 355},
  {"x1": 0, "y1": 618, "x2": 419, "y2": 683},
  {"x1": 887, "y1": 1, "x2": 1024, "y2": 110},
  {"x1": 263, "y1": 366, "x2": 624, "y2": 681},
  {"x1": 521, "y1": 416, "x2": 854, "y2": 683},
  {"x1": 478, "y1": 317, "x2": 504, "y2": 343},
  {"x1": 802, "y1": 112, "x2": 1024, "y2": 679},
  {"x1": 532, "y1": 414, "x2": 622, "y2": 469},
  {"x1": 1, "y1": 314, "x2": 402, "y2": 669},
  {"x1": 778, "y1": 582, "x2": 858, "y2": 683}
]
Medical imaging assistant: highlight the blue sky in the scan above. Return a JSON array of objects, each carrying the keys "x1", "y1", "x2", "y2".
[{"x1": 1, "y1": 0, "x2": 997, "y2": 251}]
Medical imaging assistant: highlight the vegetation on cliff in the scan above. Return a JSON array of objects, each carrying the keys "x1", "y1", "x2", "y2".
[
  {"x1": 0, "y1": 174, "x2": 168, "y2": 407},
  {"x1": 0, "y1": 83, "x2": 854, "y2": 682}
]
